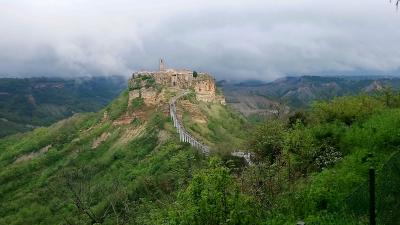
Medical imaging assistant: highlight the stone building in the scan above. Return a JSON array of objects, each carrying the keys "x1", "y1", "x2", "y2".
[{"x1": 130, "y1": 59, "x2": 225, "y2": 104}]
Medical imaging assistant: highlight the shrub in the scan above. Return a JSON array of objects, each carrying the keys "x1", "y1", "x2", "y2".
[
  {"x1": 164, "y1": 158, "x2": 259, "y2": 225},
  {"x1": 311, "y1": 95, "x2": 385, "y2": 125},
  {"x1": 130, "y1": 117, "x2": 142, "y2": 127},
  {"x1": 246, "y1": 120, "x2": 286, "y2": 163},
  {"x1": 284, "y1": 122, "x2": 318, "y2": 175},
  {"x1": 131, "y1": 97, "x2": 144, "y2": 110}
]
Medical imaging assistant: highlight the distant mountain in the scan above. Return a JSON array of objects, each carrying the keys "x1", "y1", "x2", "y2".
[
  {"x1": 222, "y1": 76, "x2": 400, "y2": 116},
  {"x1": 0, "y1": 76, "x2": 126, "y2": 137}
]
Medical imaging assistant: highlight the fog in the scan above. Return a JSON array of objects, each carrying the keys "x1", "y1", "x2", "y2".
[{"x1": 1, "y1": 0, "x2": 400, "y2": 80}]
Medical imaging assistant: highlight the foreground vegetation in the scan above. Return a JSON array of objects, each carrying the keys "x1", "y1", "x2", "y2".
[
  {"x1": 244, "y1": 92, "x2": 400, "y2": 224},
  {"x1": 1, "y1": 88, "x2": 399, "y2": 224}
]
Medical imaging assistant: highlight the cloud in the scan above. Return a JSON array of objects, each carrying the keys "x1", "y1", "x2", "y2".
[{"x1": 0, "y1": 0, "x2": 399, "y2": 80}]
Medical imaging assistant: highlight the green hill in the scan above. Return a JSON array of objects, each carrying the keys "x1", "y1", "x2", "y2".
[
  {"x1": 0, "y1": 79, "x2": 251, "y2": 224},
  {"x1": 0, "y1": 76, "x2": 126, "y2": 137},
  {"x1": 1, "y1": 80, "x2": 399, "y2": 224}
]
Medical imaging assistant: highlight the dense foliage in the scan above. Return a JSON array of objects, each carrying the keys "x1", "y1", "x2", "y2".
[
  {"x1": 244, "y1": 93, "x2": 400, "y2": 224},
  {"x1": 1, "y1": 88, "x2": 400, "y2": 224},
  {"x1": 0, "y1": 91, "x2": 206, "y2": 224}
]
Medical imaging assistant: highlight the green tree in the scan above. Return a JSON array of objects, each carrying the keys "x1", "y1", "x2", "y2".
[
  {"x1": 49, "y1": 166, "x2": 134, "y2": 225},
  {"x1": 311, "y1": 95, "x2": 384, "y2": 125},
  {"x1": 284, "y1": 122, "x2": 317, "y2": 177},
  {"x1": 246, "y1": 120, "x2": 286, "y2": 163},
  {"x1": 164, "y1": 158, "x2": 258, "y2": 225},
  {"x1": 193, "y1": 71, "x2": 198, "y2": 78}
]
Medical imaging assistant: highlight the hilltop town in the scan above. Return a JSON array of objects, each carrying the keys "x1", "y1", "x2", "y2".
[{"x1": 128, "y1": 59, "x2": 225, "y2": 106}]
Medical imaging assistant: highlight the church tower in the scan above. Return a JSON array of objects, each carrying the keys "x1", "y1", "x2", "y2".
[{"x1": 159, "y1": 58, "x2": 165, "y2": 71}]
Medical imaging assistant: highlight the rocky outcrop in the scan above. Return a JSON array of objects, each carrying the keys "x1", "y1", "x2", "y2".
[
  {"x1": 128, "y1": 87, "x2": 167, "y2": 107},
  {"x1": 364, "y1": 81, "x2": 384, "y2": 92},
  {"x1": 129, "y1": 60, "x2": 225, "y2": 105},
  {"x1": 14, "y1": 145, "x2": 52, "y2": 163},
  {"x1": 194, "y1": 75, "x2": 216, "y2": 102},
  {"x1": 92, "y1": 132, "x2": 111, "y2": 149}
]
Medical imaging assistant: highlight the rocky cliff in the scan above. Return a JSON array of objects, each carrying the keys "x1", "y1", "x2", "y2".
[{"x1": 128, "y1": 67, "x2": 225, "y2": 106}]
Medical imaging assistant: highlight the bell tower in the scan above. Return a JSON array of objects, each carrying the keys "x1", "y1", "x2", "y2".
[{"x1": 159, "y1": 58, "x2": 165, "y2": 71}]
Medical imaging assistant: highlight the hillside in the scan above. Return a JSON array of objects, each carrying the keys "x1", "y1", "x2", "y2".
[
  {"x1": 0, "y1": 69, "x2": 249, "y2": 224},
  {"x1": 0, "y1": 76, "x2": 126, "y2": 137},
  {"x1": 1, "y1": 71, "x2": 400, "y2": 224},
  {"x1": 178, "y1": 94, "x2": 247, "y2": 154},
  {"x1": 222, "y1": 76, "x2": 400, "y2": 117}
]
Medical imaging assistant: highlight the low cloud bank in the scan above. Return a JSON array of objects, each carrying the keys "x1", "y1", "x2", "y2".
[{"x1": 0, "y1": 0, "x2": 399, "y2": 80}]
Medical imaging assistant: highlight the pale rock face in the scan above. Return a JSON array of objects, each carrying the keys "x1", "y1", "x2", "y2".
[
  {"x1": 128, "y1": 89, "x2": 140, "y2": 108},
  {"x1": 128, "y1": 87, "x2": 167, "y2": 106},
  {"x1": 194, "y1": 76, "x2": 216, "y2": 103},
  {"x1": 140, "y1": 88, "x2": 159, "y2": 105},
  {"x1": 129, "y1": 89, "x2": 140, "y2": 99},
  {"x1": 216, "y1": 96, "x2": 226, "y2": 105},
  {"x1": 92, "y1": 132, "x2": 110, "y2": 149}
]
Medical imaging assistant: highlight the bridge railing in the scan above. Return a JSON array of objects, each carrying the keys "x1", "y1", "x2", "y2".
[
  {"x1": 169, "y1": 91, "x2": 251, "y2": 163},
  {"x1": 169, "y1": 92, "x2": 210, "y2": 155}
]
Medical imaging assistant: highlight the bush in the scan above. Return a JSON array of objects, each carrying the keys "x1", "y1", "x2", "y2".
[
  {"x1": 131, "y1": 97, "x2": 144, "y2": 110},
  {"x1": 130, "y1": 117, "x2": 142, "y2": 127},
  {"x1": 107, "y1": 90, "x2": 129, "y2": 120},
  {"x1": 163, "y1": 158, "x2": 259, "y2": 225},
  {"x1": 246, "y1": 120, "x2": 286, "y2": 163},
  {"x1": 284, "y1": 122, "x2": 318, "y2": 175},
  {"x1": 311, "y1": 95, "x2": 385, "y2": 125}
]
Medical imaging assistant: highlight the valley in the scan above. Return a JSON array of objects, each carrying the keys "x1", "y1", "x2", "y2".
[
  {"x1": 0, "y1": 76, "x2": 126, "y2": 137},
  {"x1": 222, "y1": 76, "x2": 400, "y2": 118}
]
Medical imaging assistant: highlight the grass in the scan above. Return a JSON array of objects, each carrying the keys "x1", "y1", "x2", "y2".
[
  {"x1": 0, "y1": 93, "x2": 205, "y2": 225},
  {"x1": 182, "y1": 101, "x2": 248, "y2": 154}
]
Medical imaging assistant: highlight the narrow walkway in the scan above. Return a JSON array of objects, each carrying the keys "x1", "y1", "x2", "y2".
[
  {"x1": 169, "y1": 91, "x2": 252, "y2": 164},
  {"x1": 169, "y1": 92, "x2": 210, "y2": 155}
]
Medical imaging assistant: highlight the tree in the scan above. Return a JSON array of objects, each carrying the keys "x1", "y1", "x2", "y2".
[
  {"x1": 164, "y1": 158, "x2": 259, "y2": 225},
  {"x1": 49, "y1": 166, "x2": 134, "y2": 225},
  {"x1": 246, "y1": 120, "x2": 286, "y2": 163},
  {"x1": 193, "y1": 71, "x2": 198, "y2": 78},
  {"x1": 288, "y1": 111, "x2": 308, "y2": 127},
  {"x1": 311, "y1": 95, "x2": 384, "y2": 125},
  {"x1": 270, "y1": 102, "x2": 287, "y2": 119},
  {"x1": 283, "y1": 122, "x2": 317, "y2": 177},
  {"x1": 239, "y1": 162, "x2": 286, "y2": 210}
]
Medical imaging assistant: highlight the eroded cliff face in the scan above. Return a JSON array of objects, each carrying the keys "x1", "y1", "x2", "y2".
[
  {"x1": 128, "y1": 87, "x2": 167, "y2": 106},
  {"x1": 128, "y1": 68, "x2": 225, "y2": 105}
]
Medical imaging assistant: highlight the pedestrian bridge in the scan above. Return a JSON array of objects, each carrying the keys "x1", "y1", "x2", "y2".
[{"x1": 169, "y1": 91, "x2": 252, "y2": 164}]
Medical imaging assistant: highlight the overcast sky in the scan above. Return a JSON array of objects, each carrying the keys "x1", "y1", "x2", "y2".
[{"x1": 0, "y1": 0, "x2": 399, "y2": 80}]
